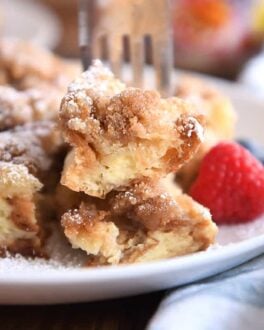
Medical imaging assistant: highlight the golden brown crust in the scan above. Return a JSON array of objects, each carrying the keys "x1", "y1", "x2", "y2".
[
  {"x1": 60, "y1": 61, "x2": 205, "y2": 197},
  {"x1": 61, "y1": 178, "x2": 217, "y2": 265},
  {"x1": 9, "y1": 197, "x2": 38, "y2": 232},
  {"x1": 0, "y1": 194, "x2": 42, "y2": 257},
  {"x1": 176, "y1": 76, "x2": 236, "y2": 139},
  {"x1": 6, "y1": 197, "x2": 44, "y2": 257}
]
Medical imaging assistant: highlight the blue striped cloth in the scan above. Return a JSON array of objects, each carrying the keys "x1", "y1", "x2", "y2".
[{"x1": 148, "y1": 255, "x2": 264, "y2": 330}]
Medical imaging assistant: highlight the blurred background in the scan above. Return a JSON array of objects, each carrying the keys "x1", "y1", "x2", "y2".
[{"x1": 0, "y1": 0, "x2": 264, "y2": 81}]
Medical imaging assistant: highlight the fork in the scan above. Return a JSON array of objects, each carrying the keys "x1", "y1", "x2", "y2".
[{"x1": 78, "y1": 0, "x2": 173, "y2": 96}]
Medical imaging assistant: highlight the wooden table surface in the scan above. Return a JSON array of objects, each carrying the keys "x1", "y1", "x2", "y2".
[{"x1": 0, "y1": 291, "x2": 164, "y2": 330}]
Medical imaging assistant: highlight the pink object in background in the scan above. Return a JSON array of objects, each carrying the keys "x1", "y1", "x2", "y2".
[{"x1": 172, "y1": 0, "x2": 264, "y2": 78}]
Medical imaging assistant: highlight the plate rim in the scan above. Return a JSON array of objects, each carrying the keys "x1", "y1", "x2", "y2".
[{"x1": 1, "y1": 233, "x2": 264, "y2": 285}]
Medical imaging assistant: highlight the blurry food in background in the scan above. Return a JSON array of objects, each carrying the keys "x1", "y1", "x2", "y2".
[
  {"x1": 228, "y1": 0, "x2": 264, "y2": 93},
  {"x1": 252, "y1": 0, "x2": 264, "y2": 39},
  {"x1": 172, "y1": 0, "x2": 264, "y2": 78},
  {"x1": 0, "y1": 0, "x2": 263, "y2": 79},
  {"x1": 0, "y1": 38, "x2": 78, "y2": 88},
  {"x1": 0, "y1": 85, "x2": 59, "y2": 130},
  {"x1": 0, "y1": 38, "x2": 80, "y2": 127},
  {"x1": 175, "y1": 75, "x2": 237, "y2": 191},
  {"x1": 40, "y1": 0, "x2": 264, "y2": 79}
]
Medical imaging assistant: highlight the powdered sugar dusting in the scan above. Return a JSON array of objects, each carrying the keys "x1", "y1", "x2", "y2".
[
  {"x1": 0, "y1": 223, "x2": 86, "y2": 275},
  {"x1": 67, "y1": 209, "x2": 84, "y2": 225},
  {"x1": 0, "y1": 162, "x2": 29, "y2": 184},
  {"x1": 186, "y1": 117, "x2": 204, "y2": 141},
  {"x1": 217, "y1": 215, "x2": 264, "y2": 245},
  {"x1": 178, "y1": 116, "x2": 204, "y2": 141},
  {"x1": 0, "y1": 162, "x2": 41, "y2": 190},
  {"x1": 68, "y1": 59, "x2": 125, "y2": 95},
  {"x1": 0, "y1": 255, "x2": 67, "y2": 274}
]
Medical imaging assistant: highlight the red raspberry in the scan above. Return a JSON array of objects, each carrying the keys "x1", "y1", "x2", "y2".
[{"x1": 189, "y1": 141, "x2": 264, "y2": 224}]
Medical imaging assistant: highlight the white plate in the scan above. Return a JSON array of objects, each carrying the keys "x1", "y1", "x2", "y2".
[
  {"x1": 0, "y1": 0, "x2": 61, "y2": 49},
  {"x1": 1, "y1": 72, "x2": 264, "y2": 305}
]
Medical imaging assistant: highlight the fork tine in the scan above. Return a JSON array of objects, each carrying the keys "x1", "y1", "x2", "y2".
[
  {"x1": 93, "y1": 35, "x2": 104, "y2": 60},
  {"x1": 152, "y1": 36, "x2": 173, "y2": 96},
  {"x1": 79, "y1": 0, "x2": 174, "y2": 92},
  {"x1": 78, "y1": 0, "x2": 91, "y2": 71},
  {"x1": 107, "y1": 35, "x2": 123, "y2": 79},
  {"x1": 130, "y1": 37, "x2": 144, "y2": 88}
]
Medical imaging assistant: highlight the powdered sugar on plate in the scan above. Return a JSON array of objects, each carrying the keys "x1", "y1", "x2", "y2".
[
  {"x1": 0, "y1": 223, "x2": 86, "y2": 276},
  {"x1": 217, "y1": 215, "x2": 264, "y2": 245},
  {"x1": 0, "y1": 216, "x2": 263, "y2": 275}
]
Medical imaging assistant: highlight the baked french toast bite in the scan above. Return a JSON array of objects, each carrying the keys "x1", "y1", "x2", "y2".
[
  {"x1": 175, "y1": 76, "x2": 237, "y2": 191},
  {"x1": 0, "y1": 121, "x2": 64, "y2": 256},
  {"x1": 60, "y1": 60, "x2": 205, "y2": 198},
  {"x1": 61, "y1": 177, "x2": 217, "y2": 265}
]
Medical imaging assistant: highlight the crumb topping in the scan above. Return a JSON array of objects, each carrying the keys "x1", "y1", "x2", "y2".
[
  {"x1": 61, "y1": 60, "x2": 204, "y2": 150},
  {"x1": 68, "y1": 59, "x2": 125, "y2": 95}
]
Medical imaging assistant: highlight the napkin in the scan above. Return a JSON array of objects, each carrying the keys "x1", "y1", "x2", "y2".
[{"x1": 147, "y1": 254, "x2": 264, "y2": 330}]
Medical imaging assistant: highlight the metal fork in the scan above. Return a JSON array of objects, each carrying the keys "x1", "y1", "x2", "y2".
[{"x1": 78, "y1": 0, "x2": 173, "y2": 96}]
